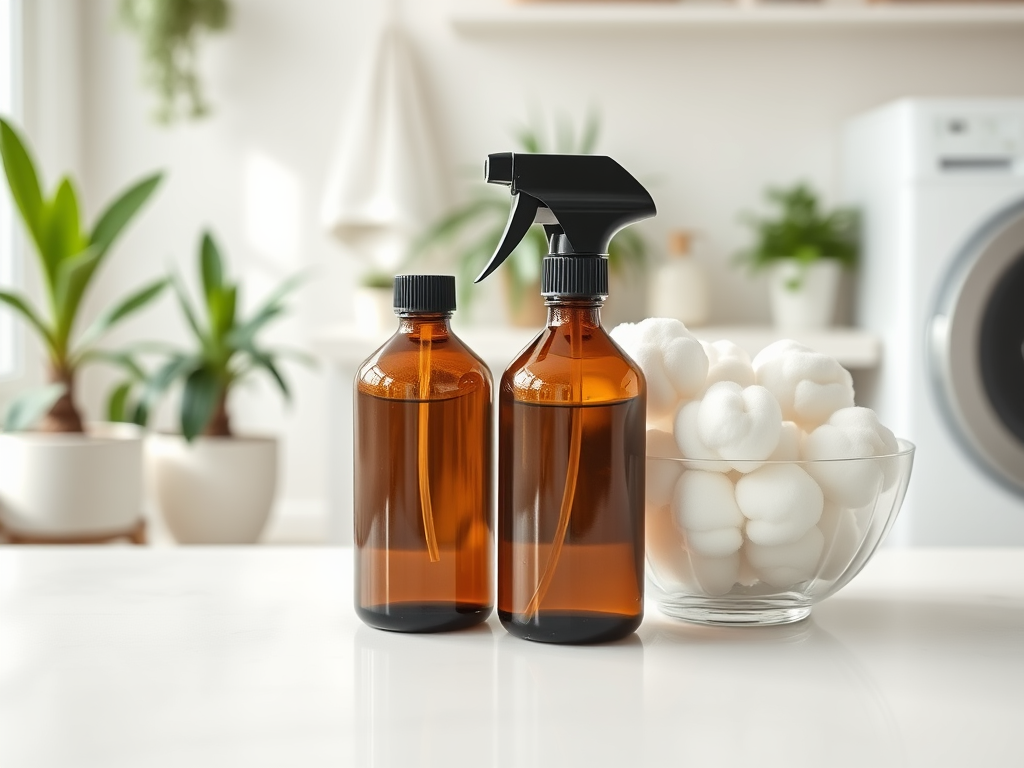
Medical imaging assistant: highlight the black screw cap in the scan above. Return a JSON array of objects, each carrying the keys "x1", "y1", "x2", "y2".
[{"x1": 393, "y1": 274, "x2": 457, "y2": 313}]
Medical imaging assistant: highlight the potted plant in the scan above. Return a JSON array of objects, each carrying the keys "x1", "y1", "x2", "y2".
[
  {"x1": 117, "y1": 0, "x2": 231, "y2": 124},
  {"x1": 353, "y1": 269, "x2": 395, "y2": 334},
  {"x1": 0, "y1": 117, "x2": 165, "y2": 539},
  {"x1": 738, "y1": 182, "x2": 859, "y2": 330},
  {"x1": 411, "y1": 111, "x2": 647, "y2": 326},
  {"x1": 111, "y1": 230, "x2": 306, "y2": 544}
]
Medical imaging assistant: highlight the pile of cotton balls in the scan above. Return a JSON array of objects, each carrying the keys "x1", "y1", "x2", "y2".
[{"x1": 610, "y1": 318, "x2": 899, "y2": 596}]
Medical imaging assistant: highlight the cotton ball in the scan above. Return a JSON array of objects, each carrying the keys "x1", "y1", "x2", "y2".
[
  {"x1": 611, "y1": 318, "x2": 709, "y2": 424},
  {"x1": 803, "y1": 407, "x2": 898, "y2": 507},
  {"x1": 735, "y1": 464, "x2": 823, "y2": 546},
  {"x1": 816, "y1": 503, "x2": 863, "y2": 581},
  {"x1": 687, "y1": 529, "x2": 744, "y2": 559},
  {"x1": 828, "y1": 407, "x2": 899, "y2": 455},
  {"x1": 672, "y1": 470, "x2": 744, "y2": 557},
  {"x1": 737, "y1": 553, "x2": 760, "y2": 588},
  {"x1": 745, "y1": 526, "x2": 825, "y2": 588},
  {"x1": 646, "y1": 503, "x2": 691, "y2": 589},
  {"x1": 696, "y1": 382, "x2": 782, "y2": 469},
  {"x1": 673, "y1": 401, "x2": 728, "y2": 473},
  {"x1": 646, "y1": 428, "x2": 683, "y2": 508},
  {"x1": 769, "y1": 421, "x2": 803, "y2": 462},
  {"x1": 701, "y1": 339, "x2": 755, "y2": 390},
  {"x1": 687, "y1": 551, "x2": 741, "y2": 596},
  {"x1": 752, "y1": 339, "x2": 855, "y2": 430},
  {"x1": 829, "y1": 408, "x2": 900, "y2": 490}
]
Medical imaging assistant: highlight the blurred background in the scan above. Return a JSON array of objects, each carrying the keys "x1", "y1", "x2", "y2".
[{"x1": 3, "y1": 0, "x2": 1024, "y2": 546}]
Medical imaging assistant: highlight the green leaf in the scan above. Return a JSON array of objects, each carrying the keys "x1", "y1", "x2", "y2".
[
  {"x1": 3, "y1": 383, "x2": 66, "y2": 432},
  {"x1": 73, "y1": 277, "x2": 167, "y2": 356},
  {"x1": 51, "y1": 245, "x2": 101, "y2": 349},
  {"x1": 247, "y1": 348, "x2": 290, "y2": 402},
  {"x1": 228, "y1": 273, "x2": 302, "y2": 348},
  {"x1": 82, "y1": 349, "x2": 147, "y2": 381},
  {"x1": 253, "y1": 271, "x2": 304, "y2": 317},
  {"x1": 180, "y1": 367, "x2": 221, "y2": 441},
  {"x1": 737, "y1": 182, "x2": 859, "y2": 272},
  {"x1": 43, "y1": 177, "x2": 86, "y2": 276},
  {"x1": 107, "y1": 381, "x2": 134, "y2": 422},
  {"x1": 0, "y1": 289, "x2": 57, "y2": 355},
  {"x1": 408, "y1": 197, "x2": 506, "y2": 259},
  {"x1": 200, "y1": 231, "x2": 224, "y2": 303},
  {"x1": 209, "y1": 285, "x2": 237, "y2": 342},
  {"x1": 170, "y1": 270, "x2": 211, "y2": 354},
  {"x1": 89, "y1": 172, "x2": 163, "y2": 257},
  {"x1": 0, "y1": 117, "x2": 45, "y2": 252},
  {"x1": 138, "y1": 353, "x2": 198, "y2": 415}
]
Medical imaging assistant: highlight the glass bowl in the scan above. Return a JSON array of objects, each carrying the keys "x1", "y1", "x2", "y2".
[{"x1": 645, "y1": 439, "x2": 915, "y2": 626}]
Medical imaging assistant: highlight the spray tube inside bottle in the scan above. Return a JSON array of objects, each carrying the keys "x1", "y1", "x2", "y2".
[{"x1": 477, "y1": 153, "x2": 656, "y2": 643}]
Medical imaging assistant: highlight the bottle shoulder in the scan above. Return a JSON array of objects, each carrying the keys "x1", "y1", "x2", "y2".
[
  {"x1": 356, "y1": 329, "x2": 493, "y2": 401},
  {"x1": 502, "y1": 325, "x2": 645, "y2": 404}
]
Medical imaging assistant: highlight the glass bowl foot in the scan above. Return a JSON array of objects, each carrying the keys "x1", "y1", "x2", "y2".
[{"x1": 656, "y1": 596, "x2": 812, "y2": 626}]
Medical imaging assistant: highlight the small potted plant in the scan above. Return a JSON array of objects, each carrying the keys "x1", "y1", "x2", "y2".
[
  {"x1": 117, "y1": 0, "x2": 231, "y2": 124},
  {"x1": 353, "y1": 269, "x2": 395, "y2": 334},
  {"x1": 411, "y1": 111, "x2": 647, "y2": 326},
  {"x1": 0, "y1": 117, "x2": 165, "y2": 539},
  {"x1": 111, "y1": 230, "x2": 306, "y2": 544},
  {"x1": 738, "y1": 183, "x2": 859, "y2": 330}
]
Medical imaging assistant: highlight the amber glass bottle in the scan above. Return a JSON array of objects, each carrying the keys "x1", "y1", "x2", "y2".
[
  {"x1": 498, "y1": 296, "x2": 646, "y2": 643},
  {"x1": 354, "y1": 275, "x2": 493, "y2": 632}
]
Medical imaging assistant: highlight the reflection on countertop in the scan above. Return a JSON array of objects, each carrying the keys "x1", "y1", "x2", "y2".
[{"x1": 0, "y1": 547, "x2": 1021, "y2": 767}]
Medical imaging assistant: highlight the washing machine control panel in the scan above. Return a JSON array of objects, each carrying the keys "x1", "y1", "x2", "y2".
[{"x1": 931, "y1": 110, "x2": 1024, "y2": 174}]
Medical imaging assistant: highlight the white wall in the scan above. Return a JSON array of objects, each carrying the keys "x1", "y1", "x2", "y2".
[{"x1": 28, "y1": 0, "x2": 1024, "y2": 513}]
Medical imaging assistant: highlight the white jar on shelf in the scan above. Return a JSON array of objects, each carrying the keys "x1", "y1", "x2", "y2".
[{"x1": 649, "y1": 230, "x2": 710, "y2": 327}]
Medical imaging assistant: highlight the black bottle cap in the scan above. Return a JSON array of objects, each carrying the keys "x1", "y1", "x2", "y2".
[
  {"x1": 541, "y1": 256, "x2": 608, "y2": 297},
  {"x1": 392, "y1": 274, "x2": 457, "y2": 313}
]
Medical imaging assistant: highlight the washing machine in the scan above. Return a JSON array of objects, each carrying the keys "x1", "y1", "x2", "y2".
[{"x1": 844, "y1": 98, "x2": 1024, "y2": 546}]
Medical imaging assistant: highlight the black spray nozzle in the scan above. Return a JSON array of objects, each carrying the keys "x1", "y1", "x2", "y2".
[{"x1": 475, "y1": 153, "x2": 656, "y2": 290}]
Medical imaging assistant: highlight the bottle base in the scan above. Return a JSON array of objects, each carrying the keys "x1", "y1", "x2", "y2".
[
  {"x1": 357, "y1": 602, "x2": 492, "y2": 633},
  {"x1": 498, "y1": 609, "x2": 642, "y2": 644}
]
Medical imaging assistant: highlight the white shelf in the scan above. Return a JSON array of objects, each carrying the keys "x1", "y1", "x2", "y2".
[
  {"x1": 693, "y1": 324, "x2": 880, "y2": 368},
  {"x1": 313, "y1": 323, "x2": 880, "y2": 368},
  {"x1": 451, "y1": 3, "x2": 1024, "y2": 33}
]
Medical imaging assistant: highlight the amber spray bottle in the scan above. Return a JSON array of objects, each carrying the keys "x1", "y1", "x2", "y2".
[
  {"x1": 475, "y1": 153, "x2": 657, "y2": 643},
  {"x1": 354, "y1": 275, "x2": 493, "y2": 632}
]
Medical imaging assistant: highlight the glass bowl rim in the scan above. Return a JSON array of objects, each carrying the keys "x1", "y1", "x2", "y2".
[{"x1": 646, "y1": 438, "x2": 916, "y2": 468}]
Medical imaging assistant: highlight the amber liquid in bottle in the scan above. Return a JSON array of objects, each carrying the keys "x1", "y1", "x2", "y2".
[
  {"x1": 498, "y1": 299, "x2": 646, "y2": 643},
  {"x1": 355, "y1": 313, "x2": 493, "y2": 632}
]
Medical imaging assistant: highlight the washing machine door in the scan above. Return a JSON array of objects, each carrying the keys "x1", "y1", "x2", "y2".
[{"x1": 931, "y1": 198, "x2": 1024, "y2": 494}]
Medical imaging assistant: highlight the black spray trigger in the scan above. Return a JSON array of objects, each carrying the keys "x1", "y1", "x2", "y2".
[
  {"x1": 476, "y1": 152, "x2": 655, "y2": 297},
  {"x1": 476, "y1": 192, "x2": 544, "y2": 283}
]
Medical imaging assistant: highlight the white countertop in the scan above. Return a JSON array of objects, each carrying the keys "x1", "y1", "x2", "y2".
[{"x1": 1, "y1": 547, "x2": 1021, "y2": 768}]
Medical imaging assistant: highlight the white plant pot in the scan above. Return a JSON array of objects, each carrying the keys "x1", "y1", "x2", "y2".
[
  {"x1": 0, "y1": 422, "x2": 143, "y2": 536},
  {"x1": 353, "y1": 287, "x2": 396, "y2": 334},
  {"x1": 768, "y1": 259, "x2": 844, "y2": 330},
  {"x1": 146, "y1": 434, "x2": 278, "y2": 544}
]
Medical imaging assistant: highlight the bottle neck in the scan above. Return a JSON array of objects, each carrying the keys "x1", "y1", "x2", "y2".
[
  {"x1": 544, "y1": 297, "x2": 604, "y2": 329},
  {"x1": 397, "y1": 312, "x2": 453, "y2": 339}
]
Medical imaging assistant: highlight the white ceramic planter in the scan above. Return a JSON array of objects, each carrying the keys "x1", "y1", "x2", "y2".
[
  {"x1": 353, "y1": 287, "x2": 396, "y2": 334},
  {"x1": 768, "y1": 259, "x2": 844, "y2": 330},
  {"x1": 146, "y1": 434, "x2": 278, "y2": 544},
  {"x1": 0, "y1": 422, "x2": 143, "y2": 536}
]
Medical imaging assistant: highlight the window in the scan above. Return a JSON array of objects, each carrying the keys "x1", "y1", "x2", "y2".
[{"x1": 0, "y1": 0, "x2": 21, "y2": 381}]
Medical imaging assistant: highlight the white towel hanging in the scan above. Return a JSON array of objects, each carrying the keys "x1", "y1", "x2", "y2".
[{"x1": 320, "y1": 18, "x2": 448, "y2": 270}]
